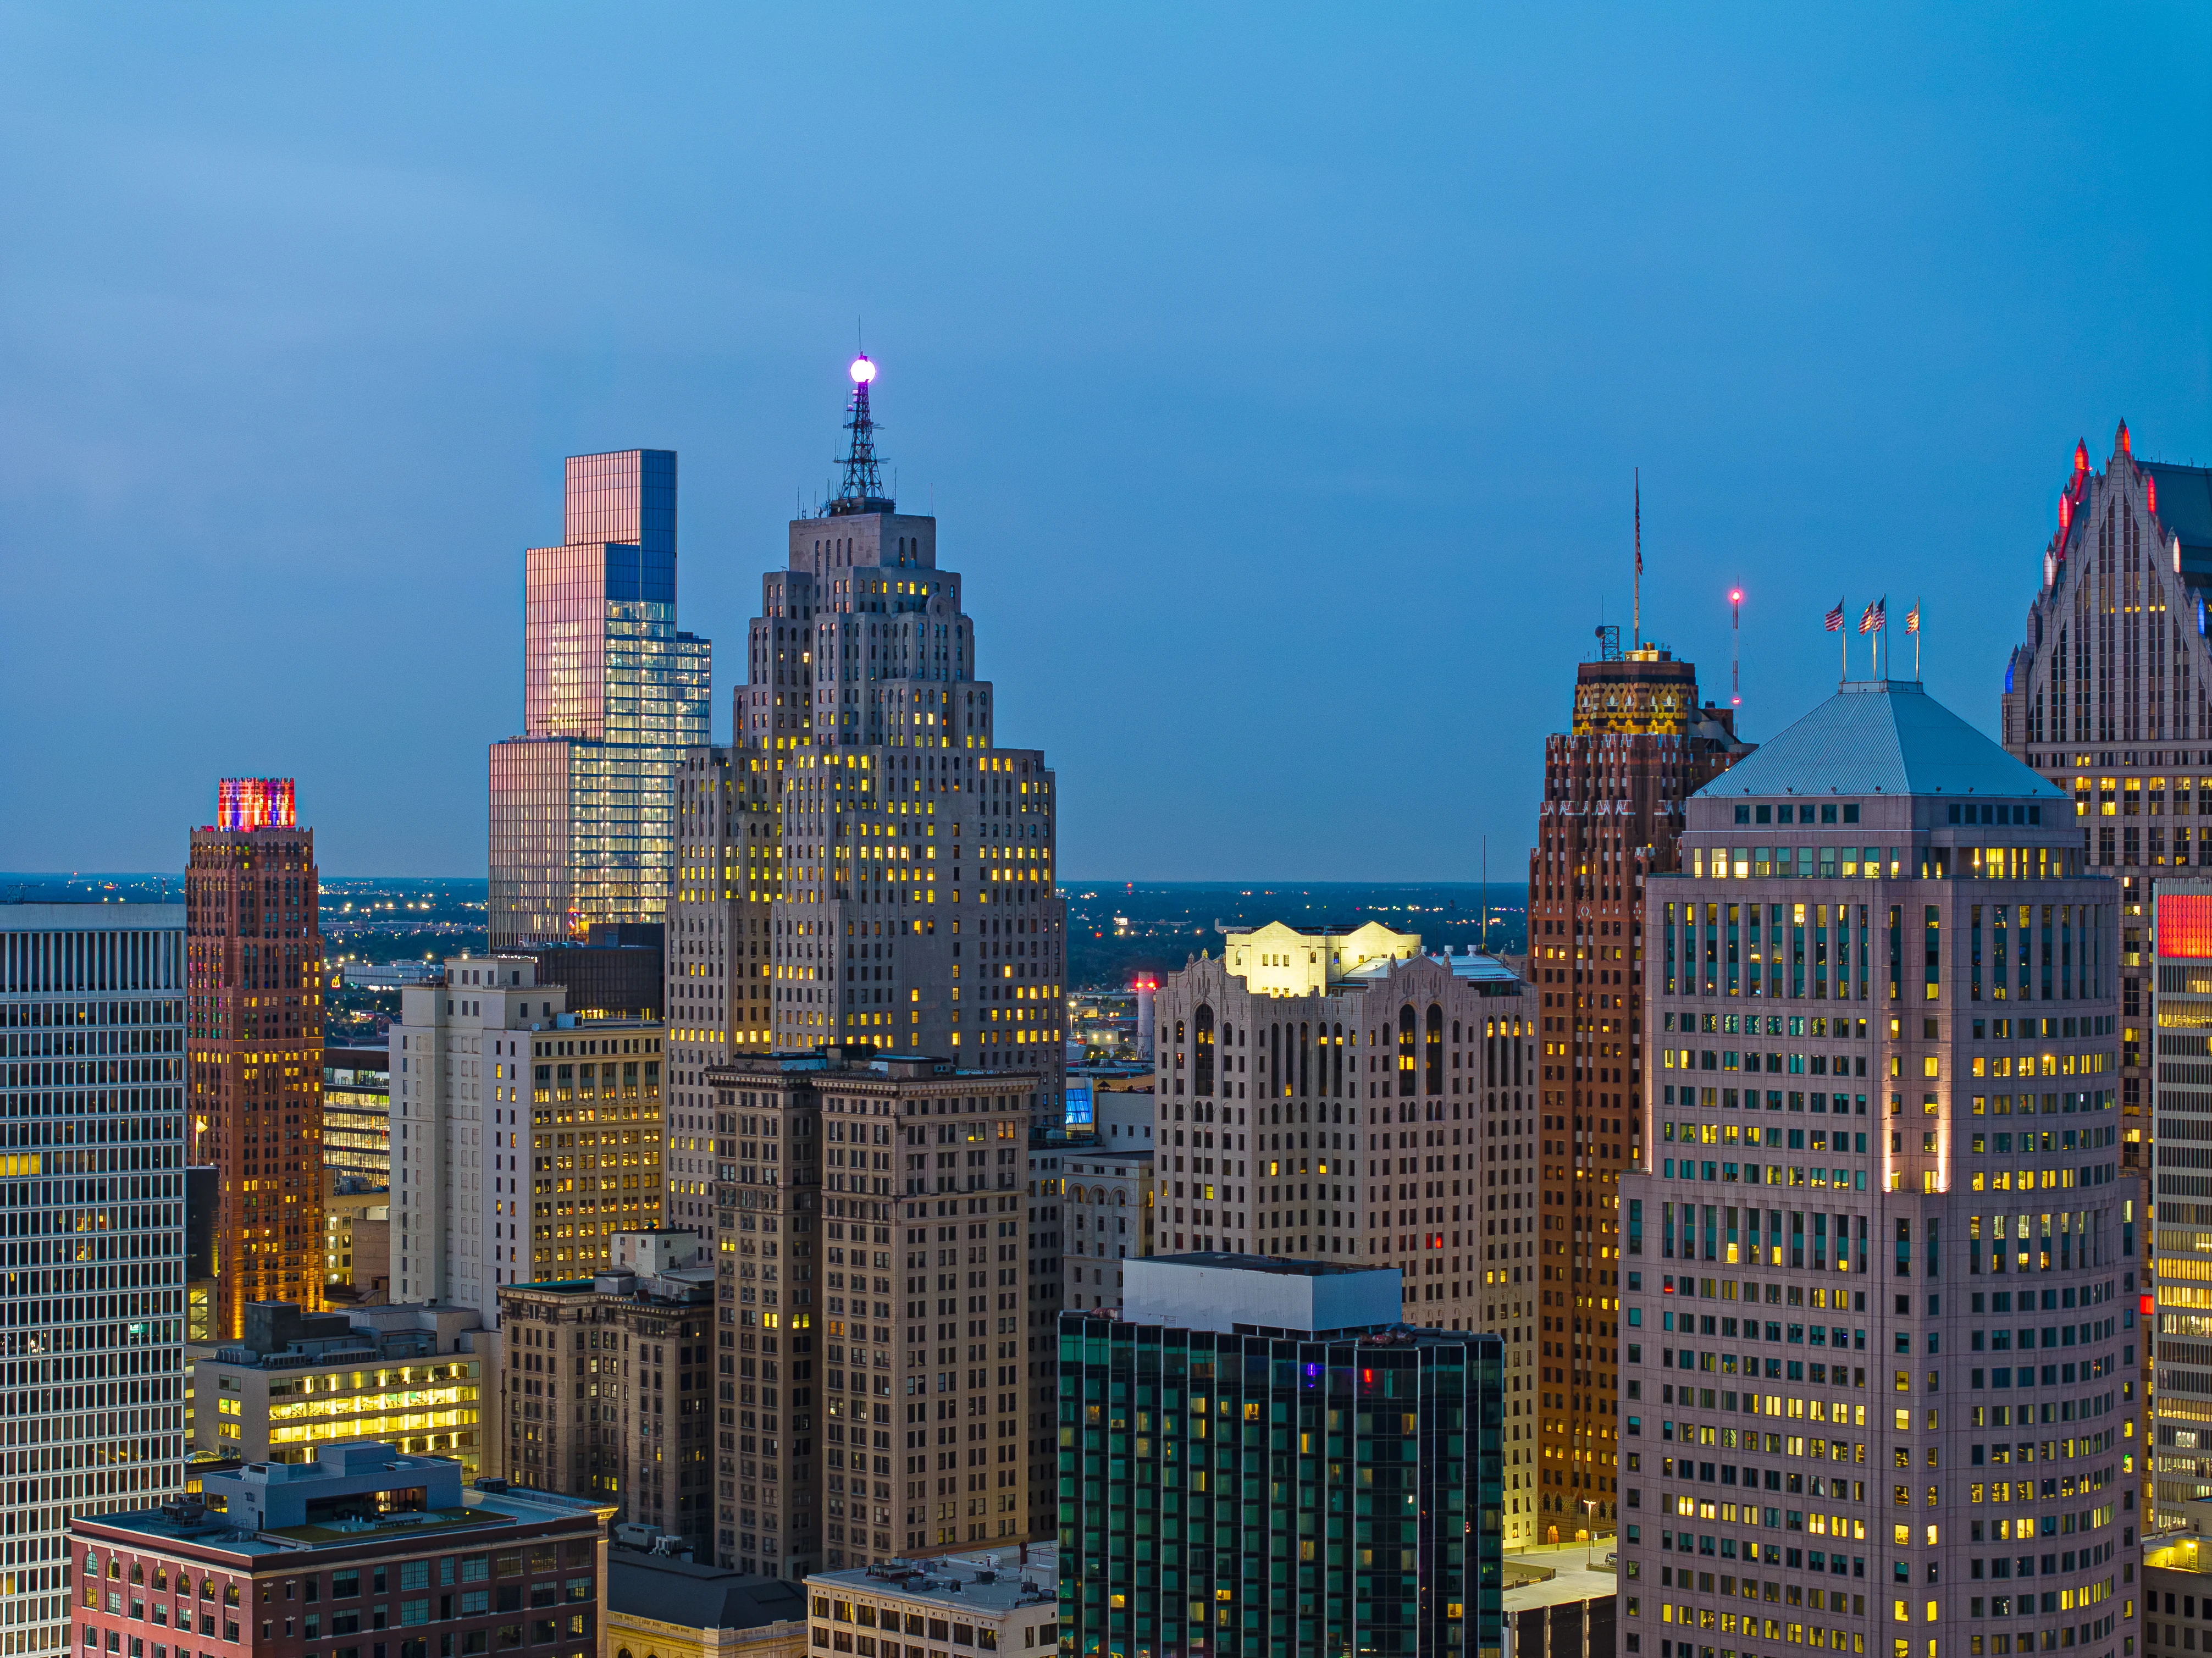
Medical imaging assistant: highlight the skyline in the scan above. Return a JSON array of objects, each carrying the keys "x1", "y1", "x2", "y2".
[{"x1": 1, "y1": 7, "x2": 2207, "y2": 878}]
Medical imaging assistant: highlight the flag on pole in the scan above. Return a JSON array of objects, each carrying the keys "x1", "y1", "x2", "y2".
[
  {"x1": 1906, "y1": 599, "x2": 1921, "y2": 635},
  {"x1": 1824, "y1": 598, "x2": 1846, "y2": 632},
  {"x1": 1860, "y1": 596, "x2": 1886, "y2": 634}
]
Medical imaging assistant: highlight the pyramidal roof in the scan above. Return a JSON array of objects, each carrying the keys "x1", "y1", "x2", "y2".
[{"x1": 1695, "y1": 681, "x2": 2065, "y2": 801}]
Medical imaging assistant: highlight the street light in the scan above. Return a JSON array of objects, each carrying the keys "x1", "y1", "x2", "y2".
[{"x1": 1581, "y1": 1498, "x2": 1600, "y2": 1567}]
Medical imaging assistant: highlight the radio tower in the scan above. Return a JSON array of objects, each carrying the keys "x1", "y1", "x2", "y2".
[{"x1": 831, "y1": 353, "x2": 892, "y2": 514}]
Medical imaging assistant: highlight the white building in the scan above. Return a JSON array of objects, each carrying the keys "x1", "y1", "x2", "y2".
[
  {"x1": 807, "y1": 1551, "x2": 1060, "y2": 1658},
  {"x1": 390, "y1": 953, "x2": 665, "y2": 1323},
  {"x1": 0, "y1": 901, "x2": 190, "y2": 1657}
]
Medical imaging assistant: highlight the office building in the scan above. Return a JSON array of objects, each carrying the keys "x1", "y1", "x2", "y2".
[
  {"x1": 693, "y1": 1047, "x2": 1038, "y2": 1581},
  {"x1": 491, "y1": 448, "x2": 713, "y2": 949},
  {"x1": 498, "y1": 1231, "x2": 717, "y2": 1552},
  {"x1": 321, "y1": 1043, "x2": 390, "y2": 1185},
  {"x1": 610, "y1": 1549, "x2": 810, "y2": 1658},
  {"x1": 0, "y1": 900, "x2": 190, "y2": 1658},
  {"x1": 1527, "y1": 635, "x2": 1750, "y2": 1536},
  {"x1": 2150, "y1": 880, "x2": 2212, "y2": 1515},
  {"x1": 2144, "y1": 1531, "x2": 2205, "y2": 1658},
  {"x1": 525, "y1": 922, "x2": 668, "y2": 1018},
  {"x1": 806, "y1": 1552, "x2": 1059, "y2": 1658},
  {"x1": 191, "y1": 1298, "x2": 489, "y2": 1472},
  {"x1": 72, "y1": 1442, "x2": 609, "y2": 1658},
  {"x1": 1148, "y1": 921, "x2": 1544, "y2": 1540},
  {"x1": 186, "y1": 777, "x2": 327, "y2": 1337},
  {"x1": 389, "y1": 953, "x2": 665, "y2": 1320},
  {"x1": 320, "y1": 1182, "x2": 390, "y2": 1300},
  {"x1": 2001, "y1": 423, "x2": 2212, "y2": 1167},
  {"x1": 661, "y1": 356, "x2": 1066, "y2": 1118},
  {"x1": 1618, "y1": 679, "x2": 2141, "y2": 1655},
  {"x1": 1058, "y1": 1255, "x2": 1505, "y2": 1658}
]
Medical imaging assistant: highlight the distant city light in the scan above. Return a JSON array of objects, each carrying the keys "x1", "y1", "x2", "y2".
[{"x1": 850, "y1": 354, "x2": 876, "y2": 384}]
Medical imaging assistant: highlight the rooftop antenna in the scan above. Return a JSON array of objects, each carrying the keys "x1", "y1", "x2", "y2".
[
  {"x1": 1729, "y1": 587, "x2": 1743, "y2": 706},
  {"x1": 831, "y1": 351, "x2": 889, "y2": 513},
  {"x1": 1633, "y1": 468, "x2": 1643, "y2": 649}
]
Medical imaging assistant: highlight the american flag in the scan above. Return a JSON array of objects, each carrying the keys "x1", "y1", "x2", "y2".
[
  {"x1": 1824, "y1": 598, "x2": 1845, "y2": 632},
  {"x1": 1906, "y1": 600, "x2": 1921, "y2": 635},
  {"x1": 1860, "y1": 596, "x2": 1886, "y2": 634}
]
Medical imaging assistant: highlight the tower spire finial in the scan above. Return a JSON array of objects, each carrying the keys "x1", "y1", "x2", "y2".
[{"x1": 831, "y1": 353, "x2": 892, "y2": 515}]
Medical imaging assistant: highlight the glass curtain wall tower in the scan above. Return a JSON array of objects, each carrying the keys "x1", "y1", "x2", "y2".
[{"x1": 491, "y1": 449, "x2": 712, "y2": 948}]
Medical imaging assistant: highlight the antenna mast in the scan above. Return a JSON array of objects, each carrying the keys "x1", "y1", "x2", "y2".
[
  {"x1": 1633, "y1": 468, "x2": 1643, "y2": 648},
  {"x1": 831, "y1": 354, "x2": 892, "y2": 516},
  {"x1": 1729, "y1": 588, "x2": 1743, "y2": 706}
]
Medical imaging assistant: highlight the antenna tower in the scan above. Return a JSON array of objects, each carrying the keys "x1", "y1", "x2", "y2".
[
  {"x1": 1633, "y1": 468, "x2": 1643, "y2": 648},
  {"x1": 1729, "y1": 588, "x2": 1743, "y2": 706},
  {"x1": 831, "y1": 355, "x2": 892, "y2": 515}
]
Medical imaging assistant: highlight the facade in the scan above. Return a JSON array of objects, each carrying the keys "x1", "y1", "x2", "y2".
[
  {"x1": 186, "y1": 777, "x2": 327, "y2": 1338},
  {"x1": 190, "y1": 1299, "x2": 489, "y2": 1472},
  {"x1": 1619, "y1": 680, "x2": 2142, "y2": 1658},
  {"x1": 609, "y1": 1550, "x2": 810, "y2": 1658},
  {"x1": 1527, "y1": 641, "x2": 1749, "y2": 1538},
  {"x1": 696, "y1": 1048, "x2": 1040, "y2": 1581},
  {"x1": 2150, "y1": 881, "x2": 2212, "y2": 1516},
  {"x1": 805, "y1": 1554, "x2": 1060, "y2": 1658},
  {"x1": 72, "y1": 1442, "x2": 610, "y2": 1658},
  {"x1": 0, "y1": 900, "x2": 191, "y2": 1658},
  {"x1": 322, "y1": 1182, "x2": 390, "y2": 1299},
  {"x1": 1058, "y1": 1256, "x2": 1505, "y2": 1658},
  {"x1": 661, "y1": 357, "x2": 1068, "y2": 1125},
  {"x1": 524, "y1": 924, "x2": 667, "y2": 1019},
  {"x1": 390, "y1": 954, "x2": 665, "y2": 1322},
  {"x1": 490, "y1": 448, "x2": 713, "y2": 949},
  {"x1": 497, "y1": 1235, "x2": 718, "y2": 1555},
  {"x1": 1148, "y1": 922, "x2": 1545, "y2": 1540},
  {"x1": 2144, "y1": 1529, "x2": 2206, "y2": 1658},
  {"x1": 322, "y1": 1044, "x2": 390, "y2": 1186}
]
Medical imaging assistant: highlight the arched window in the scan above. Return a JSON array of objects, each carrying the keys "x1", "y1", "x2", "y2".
[
  {"x1": 1398, "y1": 1005, "x2": 1417, "y2": 1098},
  {"x1": 1194, "y1": 1005, "x2": 1215, "y2": 1096},
  {"x1": 1298, "y1": 1023, "x2": 1310, "y2": 1097},
  {"x1": 1426, "y1": 1004, "x2": 1444, "y2": 1096},
  {"x1": 1332, "y1": 1023, "x2": 1345, "y2": 1097}
]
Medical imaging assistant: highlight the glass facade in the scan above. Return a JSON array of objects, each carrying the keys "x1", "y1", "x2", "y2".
[
  {"x1": 1058, "y1": 1313, "x2": 1504, "y2": 1658},
  {"x1": 492, "y1": 448, "x2": 712, "y2": 948}
]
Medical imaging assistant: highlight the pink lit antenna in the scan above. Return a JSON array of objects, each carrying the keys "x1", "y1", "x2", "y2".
[{"x1": 1729, "y1": 588, "x2": 1743, "y2": 706}]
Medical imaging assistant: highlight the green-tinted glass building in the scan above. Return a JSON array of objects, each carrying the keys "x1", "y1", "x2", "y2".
[{"x1": 1058, "y1": 1255, "x2": 1505, "y2": 1658}]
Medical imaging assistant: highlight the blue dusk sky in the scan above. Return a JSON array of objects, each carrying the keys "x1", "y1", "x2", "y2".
[{"x1": 0, "y1": 5, "x2": 2206, "y2": 878}]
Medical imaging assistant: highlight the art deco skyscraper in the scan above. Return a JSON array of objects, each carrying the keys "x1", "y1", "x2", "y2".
[
  {"x1": 490, "y1": 449, "x2": 712, "y2": 948},
  {"x1": 657, "y1": 357, "x2": 1067, "y2": 1580},
  {"x1": 1619, "y1": 679, "x2": 2140, "y2": 1658},
  {"x1": 186, "y1": 777, "x2": 326, "y2": 1340},
  {"x1": 1525, "y1": 633, "x2": 1748, "y2": 1538}
]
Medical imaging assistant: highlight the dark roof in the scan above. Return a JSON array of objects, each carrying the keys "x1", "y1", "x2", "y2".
[
  {"x1": 606, "y1": 1552, "x2": 806, "y2": 1632},
  {"x1": 2147, "y1": 460, "x2": 2212, "y2": 584}
]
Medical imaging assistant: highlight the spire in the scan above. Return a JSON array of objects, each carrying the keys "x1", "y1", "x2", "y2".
[
  {"x1": 831, "y1": 353, "x2": 893, "y2": 516},
  {"x1": 1633, "y1": 467, "x2": 1642, "y2": 648}
]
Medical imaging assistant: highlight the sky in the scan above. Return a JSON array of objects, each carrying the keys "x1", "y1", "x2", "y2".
[{"x1": 1, "y1": 5, "x2": 2207, "y2": 881}]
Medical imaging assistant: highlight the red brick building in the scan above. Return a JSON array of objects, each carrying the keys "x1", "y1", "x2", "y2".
[
  {"x1": 71, "y1": 1443, "x2": 608, "y2": 1658},
  {"x1": 186, "y1": 778, "x2": 327, "y2": 1340},
  {"x1": 1525, "y1": 643, "x2": 1746, "y2": 1537}
]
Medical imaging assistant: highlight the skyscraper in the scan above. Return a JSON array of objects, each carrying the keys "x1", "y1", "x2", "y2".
[
  {"x1": 186, "y1": 777, "x2": 327, "y2": 1339},
  {"x1": 1057, "y1": 1256, "x2": 1505, "y2": 1658},
  {"x1": 1146, "y1": 922, "x2": 1545, "y2": 1541},
  {"x1": 0, "y1": 900, "x2": 190, "y2": 1658},
  {"x1": 1525, "y1": 635, "x2": 1748, "y2": 1539},
  {"x1": 2147, "y1": 878, "x2": 2212, "y2": 1514},
  {"x1": 491, "y1": 448, "x2": 713, "y2": 949},
  {"x1": 1619, "y1": 679, "x2": 2141, "y2": 1658}
]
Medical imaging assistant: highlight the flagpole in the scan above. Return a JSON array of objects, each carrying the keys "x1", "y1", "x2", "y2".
[
  {"x1": 1839, "y1": 607, "x2": 1846, "y2": 684},
  {"x1": 1915, "y1": 599, "x2": 1922, "y2": 681}
]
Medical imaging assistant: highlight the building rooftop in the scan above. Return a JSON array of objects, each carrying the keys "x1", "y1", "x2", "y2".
[
  {"x1": 2143, "y1": 458, "x2": 2212, "y2": 580},
  {"x1": 809, "y1": 1557, "x2": 1060, "y2": 1617},
  {"x1": 607, "y1": 1550, "x2": 807, "y2": 1631},
  {"x1": 1694, "y1": 680, "x2": 2064, "y2": 803},
  {"x1": 1151, "y1": 1252, "x2": 1369, "y2": 1278}
]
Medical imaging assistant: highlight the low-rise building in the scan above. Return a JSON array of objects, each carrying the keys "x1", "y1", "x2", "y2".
[
  {"x1": 71, "y1": 1441, "x2": 610, "y2": 1658},
  {"x1": 608, "y1": 1550, "x2": 810, "y2": 1658},
  {"x1": 2145, "y1": 1529, "x2": 2203, "y2": 1658},
  {"x1": 189, "y1": 1299, "x2": 492, "y2": 1473},
  {"x1": 497, "y1": 1232, "x2": 719, "y2": 1559},
  {"x1": 324, "y1": 1180, "x2": 391, "y2": 1299},
  {"x1": 806, "y1": 1552, "x2": 1060, "y2": 1658}
]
